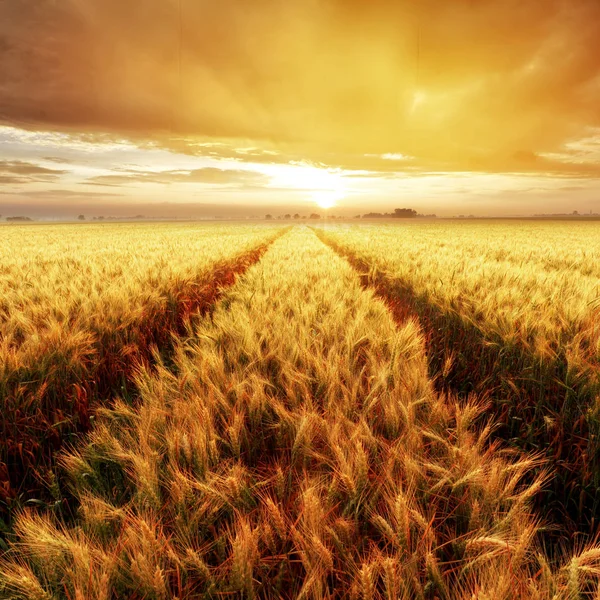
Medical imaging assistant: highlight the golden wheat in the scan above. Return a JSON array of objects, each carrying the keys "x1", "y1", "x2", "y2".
[
  {"x1": 316, "y1": 220, "x2": 600, "y2": 529},
  {"x1": 0, "y1": 222, "x2": 283, "y2": 367},
  {"x1": 1, "y1": 226, "x2": 598, "y2": 599},
  {"x1": 318, "y1": 221, "x2": 600, "y2": 358},
  {"x1": 0, "y1": 221, "x2": 284, "y2": 517}
]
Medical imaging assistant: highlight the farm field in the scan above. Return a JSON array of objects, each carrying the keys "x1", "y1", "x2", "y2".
[
  {"x1": 0, "y1": 222, "x2": 285, "y2": 520},
  {"x1": 2, "y1": 221, "x2": 600, "y2": 598},
  {"x1": 316, "y1": 221, "x2": 600, "y2": 532}
]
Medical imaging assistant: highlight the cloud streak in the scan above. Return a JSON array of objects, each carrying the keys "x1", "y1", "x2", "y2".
[
  {"x1": 0, "y1": 160, "x2": 68, "y2": 184},
  {"x1": 86, "y1": 167, "x2": 271, "y2": 188}
]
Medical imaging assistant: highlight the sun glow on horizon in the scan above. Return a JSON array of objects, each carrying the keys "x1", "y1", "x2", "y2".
[
  {"x1": 263, "y1": 163, "x2": 347, "y2": 209},
  {"x1": 312, "y1": 190, "x2": 343, "y2": 209}
]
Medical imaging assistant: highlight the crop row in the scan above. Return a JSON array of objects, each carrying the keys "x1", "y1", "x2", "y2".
[
  {"x1": 0, "y1": 223, "x2": 285, "y2": 523},
  {"x1": 315, "y1": 222, "x2": 600, "y2": 541}
]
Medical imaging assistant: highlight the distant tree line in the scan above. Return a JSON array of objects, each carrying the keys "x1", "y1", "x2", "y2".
[
  {"x1": 359, "y1": 208, "x2": 436, "y2": 219},
  {"x1": 265, "y1": 213, "x2": 327, "y2": 220},
  {"x1": 89, "y1": 215, "x2": 146, "y2": 221},
  {"x1": 263, "y1": 210, "x2": 438, "y2": 220}
]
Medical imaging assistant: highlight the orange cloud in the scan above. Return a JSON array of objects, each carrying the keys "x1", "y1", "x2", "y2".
[
  {"x1": 86, "y1": 167, "x2": 271, "y2": 187},
  {"x1": 1, "y1": 0, "x2": 600, "y2": 176}
]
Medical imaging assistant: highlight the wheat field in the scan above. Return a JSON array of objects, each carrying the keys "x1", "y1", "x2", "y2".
[
  {"x1": 0, "y1": 222, "x2": 285, "y2": 519},
  {"x1": 1, "y1": 221, "x2": 600, "y2": 599},
  {"x1": 316, "y1": 221, "x2": 600, "y2": 531}
]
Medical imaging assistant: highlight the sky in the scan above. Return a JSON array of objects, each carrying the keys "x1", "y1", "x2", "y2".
[{"x1": 2, "y1": 0, "x2": 600, "y2": 218}]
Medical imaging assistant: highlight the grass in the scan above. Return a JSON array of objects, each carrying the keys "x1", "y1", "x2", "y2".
[
  {"x1": 2, "y1": 226, "x2": 600, "y2": 598},
  {"x1": 0, "y1": 222, "x2": 285, "y2": 524}
]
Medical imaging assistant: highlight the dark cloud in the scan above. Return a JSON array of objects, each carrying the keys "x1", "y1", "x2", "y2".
[
  {"x1": 11, "y1": 189, "x2": 122, "y2": 198},
  {"x1": 0, "y1": 160, "x2": 68, "y2": 184},
  {"x1": 86, "y1": 167, "x2": 271, "y2": 188},
  {"x1": 0, "y1": 175, "x2": 27, "y2": 185},
  {"x1": 0, "y1": 161, "x2": 67, "y2": 177},
  {"x1": 1, "y1": 0, "x2": 600, "y2": 174},
  {"x1": 558, "y1": 185, "x2": 587, "y2": 192}
]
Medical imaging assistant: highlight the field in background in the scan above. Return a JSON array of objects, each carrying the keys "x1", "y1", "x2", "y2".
[{"x1": 2, "y1": 220, "x2": 600, "y2": 598}]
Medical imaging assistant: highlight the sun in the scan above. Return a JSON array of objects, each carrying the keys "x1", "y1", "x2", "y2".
[
  {"x1": 313, "y1": 190, "x2": 342, "y2": 210},
  {"x1": 264, "y1": 164, "x2": 346, "y2": 210}
]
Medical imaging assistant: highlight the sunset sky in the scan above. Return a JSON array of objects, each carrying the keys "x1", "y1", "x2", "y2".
[{"x1": 2, "y1": 0, "x2": 600, "y2": 217}]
